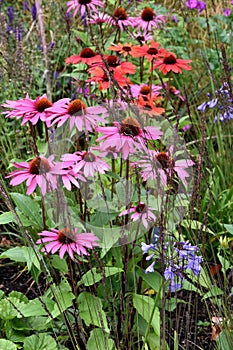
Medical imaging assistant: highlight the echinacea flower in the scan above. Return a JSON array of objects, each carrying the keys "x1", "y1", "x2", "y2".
[
  {"x1": 46, "y1": 98, "x2": 107, "y2": 131},
  {"x1": 91, "y1": 55, "x2": 136, "y2": 74},
  {"x1": 129, "y1": 84, "x2": 162, "y2": 99},
  {"x1": 36, "y1": 227, "x2": 99, "y2": 260},
  {"x1": 96, "y1": 116, "x2": 163, "y2": 160},
  {"x1": 66, "y1": 0, "x2": 104, "y2": 17},
  {"x1": 112, "y1": 7, "x2": 136, "y2": 30},
  {"x1": 137, "y1": 95, "x2": 165, "y2": 116},
  {"x1": 1, "y1": 94, "x2": 58, "y2": 126},
  {"x1": 107, "y1": 42, "x2": 140, "y2": 58},
  {"x1": 131, "y1": 40, "x2": 166, "y2": 61},
  {"x1": 65, "y1": 47, "x2": 102, "y2": 66},
  {"x1": 88, "y1": 12, "x2": 113, "y2": 25},
  {"x1": 134, "y1": 147, "x2": 194, "y2": 186},
  {"x1": 135, "y1": 7, "x2": 166, "y2": 31},
  {"x1": 61, "y1": 149, "x2": 110, "y2": 177},
  {"x1": 152, "y1": 51, "x2": 192, "y2": 75},
  {"x1": 6, "y1": 155, "x2": 64, "y2": 196},
  {"x1": 87, "y1": 66, "x2": 131, "y2": 91},
  {"x1": 119, "y1": 202, "x2": 156, "y2": 228}
]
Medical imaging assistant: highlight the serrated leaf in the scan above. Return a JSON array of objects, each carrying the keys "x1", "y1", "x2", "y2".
[
  {"x1": 78, "y1": 267, "x2": 123, "y2": 287},
  {"x1": 0, "y1": 339, "x2": 17, "y2": 350},
  {"x1": 87, "y1": 329, "x2": 116, "y2": 350},
  {"x1": 0, "y1": 211, "x2": 16, "y2": 224},
  {"x1": 8, "y1": 291, "x2": 28, "y2": 304},
  {"x1": 77, "y1": 292, "x2": 110, "y2": 333},
  {"x1": 18, "y1": 299, "x2": 48, "y2": 317},
  {"x1": 11, "y1": 193, "x2": 43, "y2": 230},
  {"x1": 23, "y1": 333, "x2": 57, "y2": 350},
  {"x1": 133, "y1": 294, "x2": 160, "y2": 336},
  {"x1": 0, "y1": 299, "x2": 18, "y2": 320}
]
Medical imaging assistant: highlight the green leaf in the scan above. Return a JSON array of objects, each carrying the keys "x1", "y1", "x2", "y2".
[
  {"x1": 87, "y1": 329, "x2": 116, "y2": 350},
  {"x1": 0, "y1": 247, "x2": 27, "y2": 262},
  {"x1": 0, "y1": 339, "x2": 17, "y2": 350},
  {"x1": 18, "y1": 299, "x2": 48, "y2": 317},
  {"x1": 217, "y1": 330, "x2": 233, "y2": 350},
  {"x1": 224, "y1": 224, "x2": 233, "y2": 235},
  {"x1": 52, "y1": 255, "x2": 68, "y2": 273},
  {"x1": 0, "y1": 211, "x2": 16, "y2": 224},
  {"x1": 133, "y1": 294, "x2": 160, "y2": 336},
  {"x1": 11, "y1": 193, "x2": 43, "y2": 230},
  {"x1": 23, "y1": 333, "x2": 57, "y2": 350},
  {"x1": 78, "y1": 267, "x2": 123, "y2": 287},
  {"x1": 49, "y1": 280, "x2": 75, "y2": 319},
  {"x1": 22, "y1": 246, "x2": 41, "y2": 271},
  {"x1": 77, "y1": 292, "x2": 110, "y2": 333},
  {"x1": 9, "y1": 291, "x2": 28, "y2": 304},
  {"x1": 136, "y1": 267, "x2": 162, "y2": 293},
  {"x1": 202, "y1": 286, "x2": 223, "y2": 300},
  {"x1": 181, "y1": 219, "x2": 214, "y2": 234},
  {"x1": 0, "y1": 299, "x2": 18, "y2": 320}
]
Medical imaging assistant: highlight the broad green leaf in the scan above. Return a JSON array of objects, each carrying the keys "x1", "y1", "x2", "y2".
[
  {"x1": 202, "y1": 286, "x2": 223, "y2": 300},
  {"x1": 22, "y1": 246, "x2": 41, "y2": 271},
  {"x1": 23, "y1": 333, "x2": 57, "y2": 350},
  {"x1": 77, "y1": 292, "x2": 110, "y2": 333},
  {"x1": 52, "y1": 255, "x2": 68, "y2": 273},
  {"x1": 78, "y1": 267, "x2": 123, "y2": 287},
  {"x1": 0, "y1": 247, "x2": 27, "y2": 262},
  {"x1": 0, "y1": 339, "x2": 17, "y2": 350},
  {"x1": 49, "y1": 280, "x2": 75, "y2": 319},
  {"x1": 224, "y1": 224, "x2": 233, "y2": 235},
  {"x1": 9, "y1": 291, "x2": 28, "y2": 304},
  {"x1": 0, "y1": 211, "x2": 16, "y2": 224},
  {"x1": 133, "y1": 294, "x2": 160, "y2": 336},
  {"x1": 0, "y1": 299, "x2": 18, "y2": 320},
  {"x1": 87, "y1": 329, "x2": 116, "y2": 350},
  {"x1": 11, "y1": 316, "x2": 50, "y2": 331},
  {"x1": 18, "y1": 299, "x2": 48, "y2": 317},
  {"x1": 136, "y1": 267, "x2": 162, "y2": 293},
  {"x1": 5, "y1": 321, "x2": 27, "y2": 342},
  {"x1": 11, "y1": 193, "x2": 43, "y2": 230}
]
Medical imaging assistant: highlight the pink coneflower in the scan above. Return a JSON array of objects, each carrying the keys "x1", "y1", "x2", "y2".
[
  {"x1": 129, "y1": 84, "x2": 162, "y2": 99},
  {"x1": 134, "y1": 30, "x2": 153, "y2": 44},
  {"x1": 46, "y1": 98, "x2": 107, "y2": 131},
  {"x1": 153, "y1": 52, "x2": 192, "y2": 75},
  {"x1": 88, "y1": 12, "x2": 113, "y2": 25},
  {"x1": 61, "y1": 149, "x2": 110, "y2": 177},
  {"x1": 36, "y1": 227, "x2": 99, "y2": 260},
  {"x1": 112, "y1": 7, "x2": 136, "y2": 31},
  {"x1": 96, "y1": 116, "x2": 163, "y2": 160},
  {"x1": 119, "y1": 202, "x2": 156, "y2": 229},
  {"x1": 6, "y1": 156, "x2": 63, "y2": 196},
  {"x1": 1, "y1": 94, "x2": 57, "y2": 126},
  {"x1": 67, "y1": 0, "x2": 104, "y2": 17},
  {"x1": 54, "y1": 163, "x2": 86, "y2": 191},
  {"x1": 136, "y1": 7, "x2": 166, "y2": 31},
  {"x1": 134, "y1": 147, "x2": 194, "y2": 186},
  {"x1": 65, "y1": 48, "x2": 102, "y2": 66}
]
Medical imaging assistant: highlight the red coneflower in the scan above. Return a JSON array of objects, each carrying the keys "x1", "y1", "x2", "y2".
[
  {"x1": 65, "y1": 47, "x2": 102, "y2": 66},
  {"x1": 131, "y1": 40, "x2": 166, "y2": 61},
  {"x1": 153, "y1": 51, "x2": 192, "y2": 75},
  {"x1": 107, "y1": 42, "x2": 140, "y2": 58}
]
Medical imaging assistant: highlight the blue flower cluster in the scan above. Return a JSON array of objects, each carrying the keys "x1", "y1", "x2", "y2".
[
  {"x1": 142, "y1": 239, "x2": 203, "y2": 292},
  {"x1": 197, "y1": 83, "x2": 233, "y2": 122}
]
